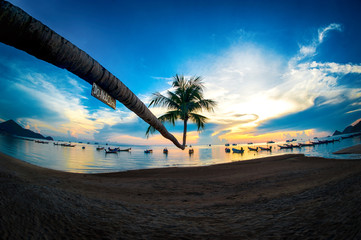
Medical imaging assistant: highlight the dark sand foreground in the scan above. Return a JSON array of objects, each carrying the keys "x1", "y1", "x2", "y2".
[{"x1": 1, "y1": 149, "x2": 361, "y2": 239}]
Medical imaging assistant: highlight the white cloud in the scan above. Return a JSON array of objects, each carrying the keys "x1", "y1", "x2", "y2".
[
  {"x1": 292, "y1": 23, "x2": 343, "y2": 63},
  {"x1": 318, "y1": 23, "x2": 343, "y2": 43},
  {"x1": 172, "y1": 23, "x2": 360, "y2": 142},
  {"x1": 13, "y1": 71, "x2": 137, "y2": 139}
]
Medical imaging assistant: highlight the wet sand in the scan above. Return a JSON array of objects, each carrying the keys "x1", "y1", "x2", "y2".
[{"x1": 1, "y1": 148, "x2": 361, "y2": 239}]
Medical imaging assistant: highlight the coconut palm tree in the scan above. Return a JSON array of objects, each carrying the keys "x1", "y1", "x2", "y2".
[
  {"x1": 146, "y1": 75, "x2": 216, "y2": 147},
  {"x1": 0, "y1": 1, "x2": 185, "y2": 149}
]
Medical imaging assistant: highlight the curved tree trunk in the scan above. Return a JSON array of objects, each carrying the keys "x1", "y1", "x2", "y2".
[{"x1": 0, "y1": 0, "x2": 184, "y2": 149}]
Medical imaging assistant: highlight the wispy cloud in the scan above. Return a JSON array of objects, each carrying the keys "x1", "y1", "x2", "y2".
[
  {"x1": 172, "y1": 23, "x2": 361, "y2": 143},
  {"x1": 6, "y1": 66, "x2": 137, "y2": 140},
  {"x1": 293, "y1": 23, "x2": 343, "y2": 62},
  {"x1": 318, "y1": 23, "x2": 343, "y2": 43}
]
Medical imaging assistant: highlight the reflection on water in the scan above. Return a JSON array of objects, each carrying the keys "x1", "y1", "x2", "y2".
[{"x1": 0, "y1": 134, "x2": 360, "y2": 173}]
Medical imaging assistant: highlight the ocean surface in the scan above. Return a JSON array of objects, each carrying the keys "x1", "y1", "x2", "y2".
[{"x1": 0, "y1": 134, "x2": 361, "y2": 173}]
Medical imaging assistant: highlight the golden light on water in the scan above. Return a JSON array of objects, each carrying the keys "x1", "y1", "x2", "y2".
[{"x1": 217, "y1": 129, "x2": 329, "y2": 144}]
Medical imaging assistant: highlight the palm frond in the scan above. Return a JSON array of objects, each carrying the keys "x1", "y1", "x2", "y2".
[
  {"x1": 188, "y1": 99, "x2": 217, "y2": 113},
  {"x1": 146, "y1": 74, "x2": 217, "y2": 145},
  {"x1": 189, "y1": 113, "x2": 208, "y2": 131},
  {"x1": 157, "y1": 110, "x2": 181, "y2": 126},
  {"x1": 145, "y1": 110, "x2": 181, "y2": 137},
  {"x1": 167, "y1": 90, "x2": 182, "y2": 106},
  {"x1": 172, "y1": 74, "x2": 186, "y2": 89},
  {"x1": 145, "y1": 125, "x2": 157, "y2": 138},
  {"x1": 149, "y1": 92, "x2": 179, "y2": 109}
]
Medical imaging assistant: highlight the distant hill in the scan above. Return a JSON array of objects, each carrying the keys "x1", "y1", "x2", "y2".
[
  {"x1": 332, "y1": 130, "x2": 342, "y2": 136},
  {"x1": 0, "y1": 119, "x2": 53, "y2": 140},
  {"x1": 333, "y1": 120, "x2": 361, "y2": 136}
]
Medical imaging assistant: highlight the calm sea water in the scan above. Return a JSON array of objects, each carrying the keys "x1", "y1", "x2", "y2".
[{"x1": 0, "y1": 134, "x2": 360, "y2": 173}]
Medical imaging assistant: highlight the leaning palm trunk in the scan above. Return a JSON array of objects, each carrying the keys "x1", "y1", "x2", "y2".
[{"x1": 0, "y1": 1, "x2": 184, "y2": 149}]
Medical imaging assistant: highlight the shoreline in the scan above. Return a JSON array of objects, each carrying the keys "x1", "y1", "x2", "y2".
[
  {"x1": 1, "y1": 149, "x2": 361, "y2": 239},
  {"x1": 333, "y1": 143, "x2": 361, "y2": 154}
]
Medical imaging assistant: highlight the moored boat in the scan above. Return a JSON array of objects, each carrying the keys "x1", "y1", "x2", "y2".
[
  {"x1": 105, "y1": 149, "x2": 118, "y2": 154},
  {"x1": 96, "y1": 146, "x2": 104, "y2": 150},
  {"x1": 259, "y1": 146, "x2": 272, "y2": 151},
  {"x1": 299, "y1": 142, "x2": 314, "y2": 147},
  {"x1": 118, "y1": 148, "x2": 131, "y2": 152},
  {"x1": 278, "y1": 144, "x2": 293, "y2": 149},
  {"x1": 248, "y1": 146, "x2": 258, "y2": 151},
  {"x1": 61, "y1": 143, "x2": 75, "y2": 147},
  {"x1": 290, "y1": 144, "x2": 300, "y2": 148},
  {"x1": 108, "y1": 147, "x2": 120, "y2": 151},
  {"x1": 232, "y1": 148, "x2": 244, "y2": 153}
]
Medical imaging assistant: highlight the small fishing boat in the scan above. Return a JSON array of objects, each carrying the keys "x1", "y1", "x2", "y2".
[
  {"x1": 118, "y1": 148, "x2": 131, "y2": 152},
  {"x1": 232, "y1": 143, "x2": 237, "y2": 146},
  {"x1": 108, "y1": 147, "x2": 119, "y2": 151},
  {"x1": 82, "y1": 146, "x2": 85, "y2": 149},
  {"x1": 259, "y1": 146, "x2": 272, "y2": 151},
  {"x1": 248, "y1": 146, "x2": 258, "y2": 151},
  {"x1": 61, "y1": 143, "x2": 75, "y2": 147},
  {"x1": 299, "y1": 143, "x2": 314, "y2": 147},
  {"x1": 267, "y1": 141, "x2": 275, "y2": 144},
  {"x1": 105, "y1": 149, "x2": 118, "y2": 154},
  {"x1": 66, "y1": 144, "x2": 76, "y2": 147},
  {"x1": 232, "y1": 148, "x2": 244, "y2": 153},
  {"x1": 144, "y1": 149, "x2": 153, "y2": 153},
  {"x1": 278, "y1": 144, "x2": 293, "y2": 149},
  {"x1": 225, "y1": 148, "x2": 231, "y2": 153},
  {"x1": 96, "y1": 146, "x2": 104, "y2": 150},
  {"x1": 225, "y1": 143, "x2": 230, "y2": 146}
]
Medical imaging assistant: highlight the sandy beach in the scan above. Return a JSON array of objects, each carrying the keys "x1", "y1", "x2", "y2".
[{"x1": 1, "y1": 149, "x2": 361, "y2": 239}]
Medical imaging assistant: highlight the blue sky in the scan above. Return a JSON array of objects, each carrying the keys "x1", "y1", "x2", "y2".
[{"x1": 1, "y1": 0, "x2": 361, "y2": 145}]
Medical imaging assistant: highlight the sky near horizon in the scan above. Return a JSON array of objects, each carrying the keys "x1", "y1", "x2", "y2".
[{"x1": 1, "y1": 0, "x2": 361, "y2": 145}]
